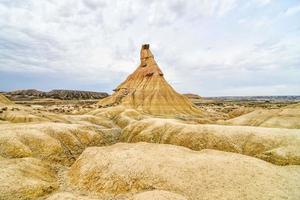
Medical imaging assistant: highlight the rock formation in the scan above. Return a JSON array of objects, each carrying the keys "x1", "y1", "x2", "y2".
[
  {"x1": 98, "y1": 44, "x2": 204, "y2": 117},
  {"x1": 183, "y1": 93, "x2": 202, "y2": 99},
  {"x1": 0, "y1": 157, "x2": 58, "y2": 200},
  {"x1": 132, "y1": 190, "x2": 187, "y2": 200},
  {"x1": 68, "y1": 143, "x2": 300, "y2": 200},
  {"x1": 0, "y1": 122, "x2": 120, "y2": 166},
  {"x1": 45, "y1": 190, "x2": 187, "y2": 200},
  {"x1": 0, "y1": 93, "x2": 12, "y2": 105},
  {"x1": 119, "y1": 117, "x2": 300, "y2": 165},
  {"x1": 5, "y1": 89, "x2": 108, "y2": 101},
  {"x1": 225, "y1": 103, "x2": 300, "y2": 129}
]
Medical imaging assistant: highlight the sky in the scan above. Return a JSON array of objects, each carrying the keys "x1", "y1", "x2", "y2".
[{"x1": 0, "y1": 0, "x2": 300, "y2": 96}]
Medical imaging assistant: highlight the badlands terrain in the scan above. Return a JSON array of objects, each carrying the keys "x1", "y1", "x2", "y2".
[{"x1": 1, "y1": 45, "x2": 300, "y2": 200}]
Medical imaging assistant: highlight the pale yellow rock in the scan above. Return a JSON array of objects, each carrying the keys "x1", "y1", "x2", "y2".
[
  {"x1": 132, "y1": 190, "x2": 187, "y2": 200},
  {"x1": 0, "y1": 123, "x2": 121, "y2": 165},
  {"x1": 45, "y1": 190, "x2": 186, "y2": 200},
  {"x1": 0, "y1": 94, "x2": 12, "y2": 105},
  {"x1": 65, "y1": 114, "x2": 116, "y2": 128},
  {"x1": 120, "y1": 118, "x2": 300, "y2": 165},
  {"x1": 45, "y1": 192, "x2": 101, "y2": 200},
  {"x1": 89, "y1": 106, "x2": 145, "y2": 128},
  {"x1": 1, "y1": 109, "x2": 49, "y2": 123},
  {"x1": 68, "y1": 143, "x2": 300, "y2": 200},
  {"x1": 0, "y1": 104, "x2": 70, "y2": 123},
  {"x1": 98, "y1": 45, "x2": 206, "y2": 118},
  {"x1": 227, "y1": 106, "x2": 256, "y2": 118},
  {"x1": 0, "y1": 157, "x2": 58, "y2": 200},
  {"x1": 89, "y1": 105, "x2": 128, "y2": 119},
  {"x1": 225, "y1": 103, "x2": 300, "y2": 129}
]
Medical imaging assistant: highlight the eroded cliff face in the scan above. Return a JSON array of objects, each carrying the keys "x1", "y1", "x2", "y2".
[{"x1": 98, "y1": 44, "x2": 204, "y2": 118}]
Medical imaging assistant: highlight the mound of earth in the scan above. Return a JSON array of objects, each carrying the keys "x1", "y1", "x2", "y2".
[
  {"x1": 132, "y1": 190, "x2": 187, "y2": 200},
  {"x1": 5, "y1": 89, "x2": 108, "y2": 101},
  {"x1": 98, "y1": 44, "x2": 205, "y2": 118},
  {"x1": 120, "y1": 117, "x2": 300, "y2": 165},
  {"x1": 45, "y1": 192, "x2": 102, "y2": 200},
  {"x1": 46, "y1": 190, "x2": 186, "y2": 200},
  {"x1": 47, "y1": 89, "x2": 108, "y2": 100},
  {"x1": 227, "y1": 106, "x2": 256, "y2": 118},
  {"x1": 183, "y1": 93, "x2": 202, "y2": 99},
  {"x1": 68, "y1": 143, "x2": 300, "y2": 200},
  {"x1": 0, "y1": 122, "x2": 120, "y2": 165},
  {"x1": 0, "y1": 104, "x2": 71, "y2": 123},
  {"x1": 0, "y1": 157, "x2": 58, "y2": 200},
  {"x1": 0, "y1": 104, "x2": 111, "y2": 124},
  {"x1": 225, "y1": 103, "x2": 300, "y2": 129},
  {"x1": 0, "y1": 93, "x2": 13, "y2": 105},
  {"x1": 88, "y1": 106, "x2": 145, "y2": 128}
]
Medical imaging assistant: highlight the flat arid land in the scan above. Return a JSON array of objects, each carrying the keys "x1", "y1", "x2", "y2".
[{"x1": 1, "y1": 45, "x2": 300, "y2": 200}]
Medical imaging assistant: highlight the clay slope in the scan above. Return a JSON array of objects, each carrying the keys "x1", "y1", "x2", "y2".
[
  {"x1": 46, "y1": 190, "x2": 186, "y2": 200},
  {"x1": 0, "y1": 104, "x2": 73, "y2": 123},
  {"x1": 225, "y1": 103, "x2": 300, "y2": 129},
  {"x1": 98, "y1": 44, "x2": 204, "y2": 118},
  {"x1": 120, "y1": 117, "x2": 300, "y2": 165},
  {"x1": 69, "y1": 143, "x2": 300, "y2": 200},
  {"x1": 0, "y1": 157, "x2": 58, "y2": 200},
  {"x1": 0, "y1": 122, "x2": 120, "y2": 165},
  {"x1": 0, "y1": 93, "x2": 12, "y2": 105}
]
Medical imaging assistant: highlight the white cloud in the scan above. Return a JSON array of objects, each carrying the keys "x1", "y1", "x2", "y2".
[
  {"x1": 0, "y1": 0, "x2": 299, "y2": 95},
  {"x1": 285, "y1": 4, "x2": 300, "y2": 16},
  {"x1": 0, "y1": 0, "x2": 238, "y2": 76},
  {"x1": 217, "y1": 0, "x2": 237, "y2": 16},
  {"x1": 254, "y1": 0, "x2": 272, "y2": 6}
]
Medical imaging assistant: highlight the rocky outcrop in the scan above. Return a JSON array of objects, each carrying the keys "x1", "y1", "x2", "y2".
[
  {"x1": 120, "y1": 117, "x2": 300, "y2": 165},
  {"x1": 183, "y1": 93, "x2": 202, "y2": 99},
  {"x1": 132, "y1": 190, "x2": 187, "y2": 200},
  {"x1": 68, "y1": 143, "x2": 300, "y2": 200},
  {"x1": 0, "y1": 105, "x2": 64, "y2": 123},
  {"x1": 47, "y1": 89, "x2": 109, "y2": 100},
  {"x1": 0, "y1": 93, "x2": 13, "y2": 105},
  {"x1": 0, "y1": 157, "x2": 58, "y2": 200},
  {"x1": 0, "y1": 123, "x2": 121, "y2": 165},
  {"x1": 4, "y1": 89, "x2": 108, "y2": 101},
  {"x1": 225, "y1": 103, "x2": 300, "y2": 129},
  {"x1": 45, "y1": 192, "x2": 101, "y2": 200},
  {"x1": 98, "y1": 44, "x2": 205, "y2": 118},
  {"x1": 88, "y1": 106, "x2": 145, "y2": 128},
  {"x1": 45, "y1": 190, "x2": 186, "y2": 200},
  {"x1": 227, "y1": 106, "x2": 256, "y2": 118}
]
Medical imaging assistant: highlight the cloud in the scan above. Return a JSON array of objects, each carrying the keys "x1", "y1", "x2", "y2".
[
  {"x1": 0, "y1": 0, "x2": 238, "y2": 74},
  {"x1": 253, "y1": 0, "x2": 272, "y2": 6},
  {"x1": 0, "y1": 0, "x2": 299, "y2": 95},
  {"x1": 285, "y1": 4, "x2": 300, "y2": 16}
]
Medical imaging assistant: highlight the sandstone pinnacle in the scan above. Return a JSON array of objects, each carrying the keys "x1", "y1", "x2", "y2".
[{"x1": 98, "y1": 44, "x2": 204, "y2": 117}]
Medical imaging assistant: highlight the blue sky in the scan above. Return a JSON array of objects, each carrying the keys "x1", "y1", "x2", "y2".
[{"x1": 0, "y1": 0, "x2": 300, "y2": 96}]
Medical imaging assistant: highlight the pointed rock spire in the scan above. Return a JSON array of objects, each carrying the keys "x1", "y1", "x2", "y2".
[
  {"x1": 98, "y1": 44, "x2": 204, "y2": 117},
  {"x1": 140, "y1": 44, "x2": 152, "y2": 58}
]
